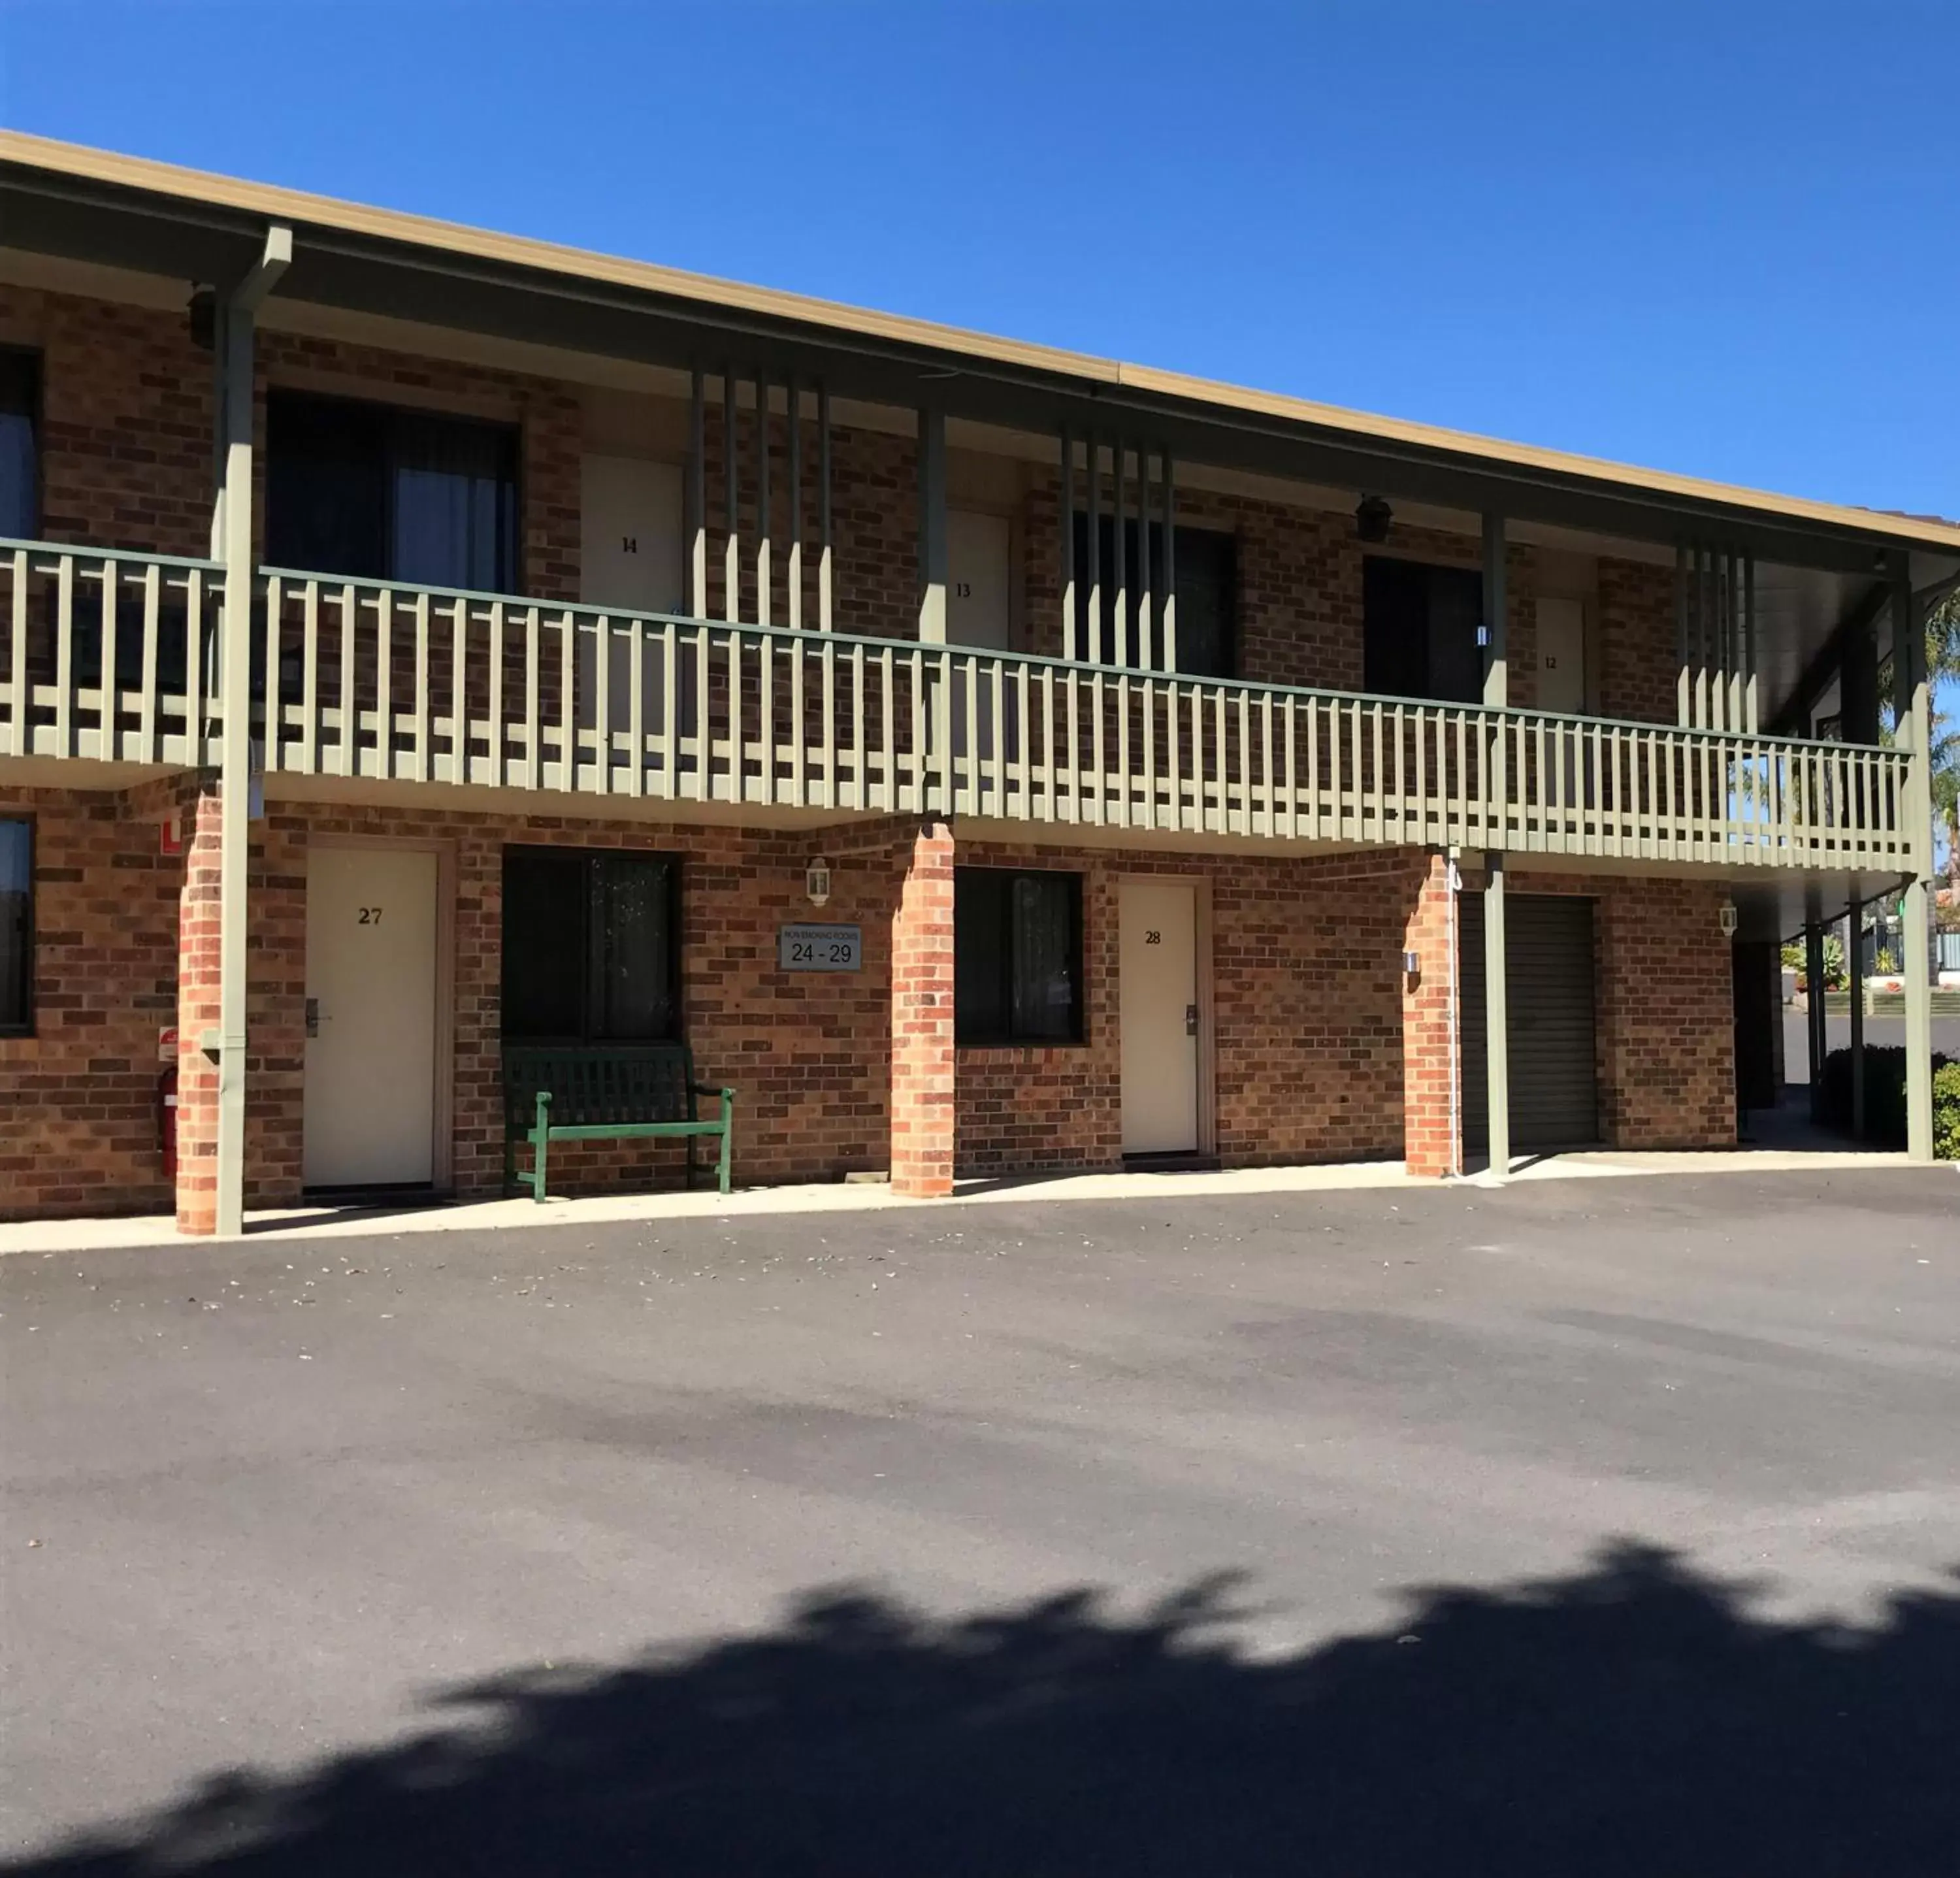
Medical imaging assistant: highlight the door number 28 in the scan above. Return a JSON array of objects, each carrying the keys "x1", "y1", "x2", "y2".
[{"x1": 1145, "y1": 929, "x2": 1162, "y2": 944}]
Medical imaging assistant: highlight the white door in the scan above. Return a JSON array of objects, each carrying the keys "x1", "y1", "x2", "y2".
[
  {"x1": 580, "y1": 455, "x2": 685, "y2": 754},
  {"x1": 1120, "y1": 878, "x2": 1200, "y2": 1155},
  {"x1": 1536, "y1": 597, "x2": 1588, "y2": 807},
  {"x1": 303, "y1": 846, "x2": 438, "y2": 1188},
  {"x1": 948, "y1": 508, "x2": 1015, "y2": 774},
  {"x1": 1537, "y1": 597, "x2": 1586, "y2": 714}
]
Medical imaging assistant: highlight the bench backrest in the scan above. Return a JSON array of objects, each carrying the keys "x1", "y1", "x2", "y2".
[{"x1": 502, "y1": 1043, "x2": 700, "y2": 1129}]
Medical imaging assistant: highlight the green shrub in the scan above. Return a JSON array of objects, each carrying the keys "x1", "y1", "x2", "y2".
[
  {"x1": 1935, "y1": 1062, "x2": 1960, "y2": 1162},
  {"x1": 1820, "y1": 1046, "x2": 1956, "y2": 1149}
]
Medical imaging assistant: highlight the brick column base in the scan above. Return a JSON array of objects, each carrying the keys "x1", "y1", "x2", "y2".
[
  {"x1": 174, "y1": 785, "x2": 224, "y2": 1234},
  {"x1": 891, "y1": 819, "x2": 955, "y2": 1197},
  {"x1": 1402, "y1": 852, "x2": 1459, "y2": 1178}
]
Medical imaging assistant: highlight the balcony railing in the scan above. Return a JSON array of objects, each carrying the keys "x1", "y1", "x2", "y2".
[{"x1": 1, "y1": 540, "x2": 1919, "y2": 873}]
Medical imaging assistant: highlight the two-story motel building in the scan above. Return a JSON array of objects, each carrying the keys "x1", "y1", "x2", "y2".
[{"x1": 0, "y1": 134, "x2": 1951, "y2": 1234}]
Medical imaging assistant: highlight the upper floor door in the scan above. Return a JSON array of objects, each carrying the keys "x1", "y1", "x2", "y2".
[{"x1": 580, "y1": 455, "x2": 684, "y2": 753}]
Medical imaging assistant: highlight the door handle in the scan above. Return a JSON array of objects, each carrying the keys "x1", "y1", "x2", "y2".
[
  {"x1": 304, "y1": 997, "x2": 319, "y2": 1038},
  {"x1": 1185, "y1": 1003, "x2": 1200, "y2": 1037}
]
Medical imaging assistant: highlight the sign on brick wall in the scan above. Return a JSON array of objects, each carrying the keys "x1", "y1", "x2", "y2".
[{"x1": 779, "y1": 923, "x2": 862, "y2": 972}]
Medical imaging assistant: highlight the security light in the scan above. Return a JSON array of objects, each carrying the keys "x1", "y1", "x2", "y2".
[{"x1": 1355, "y1": 495, "x2": 1393, "y2": 544}]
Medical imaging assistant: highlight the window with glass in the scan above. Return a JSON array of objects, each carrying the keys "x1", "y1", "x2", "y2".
[
  {"x1": 267, "y1": 391, "x2": 521, "y2": 592},
  {"x1": 1, "y1": 818, "x2": 31, "y2": 1035},
  {"x1": 501, "y1": 848, "x2": 679, "y2": 1042},
  {"x1": 0, "y1": 349, "x2": 39, "y2": 540},
  {"x1": 1070, "y1": 514, "x2": 1237, "y2": 678},
  {"x1": 955, "y1": 867, "x2": 1083, "y2": 1046},
  {"x1": 1362, "y1": 556, "x2": 1486, "y2": 704}
]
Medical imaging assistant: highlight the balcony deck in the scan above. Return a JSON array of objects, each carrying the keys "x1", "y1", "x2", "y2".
[{"x1": 0, "y1": 539, "x2": 1918, "y2": 874}]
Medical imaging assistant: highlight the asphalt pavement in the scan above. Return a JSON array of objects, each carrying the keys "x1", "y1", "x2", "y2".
[{"x1": 4, "y1": 1169, "x2": 1957, "y2": 1874}]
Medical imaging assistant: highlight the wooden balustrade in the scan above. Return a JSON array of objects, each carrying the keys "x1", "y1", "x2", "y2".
[
  {"x1": 1, "y1": 538, "x2": 225, "y2": 766},
  {"x1": 0, "y1": 542, "x2": 1918, "y2": 875}
]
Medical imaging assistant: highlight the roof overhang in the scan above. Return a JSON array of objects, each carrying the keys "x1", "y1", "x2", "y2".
[{"x1": 3, "y1": 131, "x2": 1958, "y2": 587}]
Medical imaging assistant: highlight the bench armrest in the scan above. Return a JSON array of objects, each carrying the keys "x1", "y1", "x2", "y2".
[{"x1": 691, "y1": 1083, "x2": 736, "y2": 1112}]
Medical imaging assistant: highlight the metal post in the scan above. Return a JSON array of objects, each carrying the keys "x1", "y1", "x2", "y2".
[
  {"x1": 1893, "y1": 565, "x2": 1934, "y2": 1160},
  {"x1": 1086, "y1": 432, "x2": 1101, "y2": 665},
  {"x1": 754, "y1": 372, "x2": 771, "y2": 627},
  {"x1": 1160, "y1": 450, "x2": 1177, "y2": 674},
  {"x1": 1112, "y1": 435, "x2": 1127, "y2": 669},
  {"x1": 1483, "y1": 854, "x2": 1510, "y2": 1179},
  {"x1": 916, "y1": 404, "x2": 947, "y2": 643},
  {"x1": 817, "y1": 382, "x2": 832, "y2": 631},
  {"x1": 1805, "y1": 923, "x2": 1828, "y2": 1123},
  {"x1": 1847, "y1": 894, "x2": 1865, "y2": 1141},
  {"x1": 723, "y1": 365, "x2": 738, "y2": 624},
  {"x1": 1059, "y1": 428, "x2": 1076, "y2": 661},
  {"x1": 1481, "y1": 514, "x2": 1507, "y2": 708},
  {"x1": 213, "y1": 225, "x2": 289, "y2": 1238},
  {"x1": 688, "y1": 367, "x2": 707, "y2": 618},
  {"x1": 786, "y1": 373, "x2": 801, "y2": 632},
  {"x1": 1674, "y1": 544, "x2": 1691, "y2": 727}
]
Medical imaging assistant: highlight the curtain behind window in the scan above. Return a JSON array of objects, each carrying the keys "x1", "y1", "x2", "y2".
[
  {"x1": 268, "y1": 392, "x2": 517, "y2": 591},
  {"x1": 0, "y1": 350, "x2": 41, "y2": 540},
  {"x1": 392, "y1": 411, "x2": 518, "y2": 592}
]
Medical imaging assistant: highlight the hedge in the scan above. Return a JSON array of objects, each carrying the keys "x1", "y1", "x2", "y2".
[{"x1": 1819, "y1": 1046, "x2": 1958, "y2": 1157}]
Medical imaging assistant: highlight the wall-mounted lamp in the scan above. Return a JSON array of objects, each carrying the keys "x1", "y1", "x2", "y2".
[
  {"x1": 1718, "y1": 900, "x2": 1739, "y2": 939},
  {"x1": 1355, "y1": 494, "x2": 1393, "y2": 544},
  {"x1": 1401, "y1": 947, "x2": 1421, "y2": 989},
  {"x1": 806, "y1": 856, "x2": 833, "y2": 908},
  {"x1": 188, "y1": 287, "x2": 217, "y2": 352}
]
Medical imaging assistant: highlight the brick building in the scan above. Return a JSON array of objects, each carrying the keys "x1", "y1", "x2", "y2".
[{"x1": 0, "y1": 134, "x2": 1951, "y2": 1232}]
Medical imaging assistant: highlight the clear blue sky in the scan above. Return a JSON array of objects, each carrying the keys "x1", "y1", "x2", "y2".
[{"x1": 1, "y1": 0, "x2": 1955, "y2": 519}]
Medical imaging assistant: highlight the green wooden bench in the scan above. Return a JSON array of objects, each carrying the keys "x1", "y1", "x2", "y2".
[{"x1": 502, "y1": 1043, "x2": 736, "y2": 1201}]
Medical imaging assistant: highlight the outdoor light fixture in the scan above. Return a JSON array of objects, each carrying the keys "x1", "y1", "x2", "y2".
[
  {"x1": 1718, "y1": 900, "x2": 1739, "y2": 938},
  {"x1": 1355, "y1": 494, "x2": 1393, "y2": 544},
  {"x1": 187, "y1": 287, "x2": 216, "y2": 352},
  {"x1": 806, "y1": 856, "x2": 833, "y2": 908}
]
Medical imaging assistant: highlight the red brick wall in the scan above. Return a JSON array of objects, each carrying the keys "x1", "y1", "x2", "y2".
[
  {"x1": 1400, "y1": 852, "x2": 1460, "y2": 1177},
  {"x1": 1595, "y1": 875, "x2": 1735, "y2": 1147},
  {"x1": 954, "y1": 837, "x2": 1428, "y2": 1176},
  {"x1": 0, "y1": 779, "x2": 189, "y2": 1221},
  {"x1": 234, "y1": 798, "x2": 909, "y2": 1204},
  {"x1": 0, "y1": 284, "x2": 214, "y2": 557},
  {"x1": 1597, "y1": 555, "x2": 1678, "y2": 725},
  {"x1": 890, "y1": 819, "x2": 955, "y2": 1196}
]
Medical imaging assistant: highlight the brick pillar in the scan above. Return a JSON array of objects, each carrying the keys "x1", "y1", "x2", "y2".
[
  {"x1": 1402, "y1": 851, "x2": 1459, "y2": 1178},
  {"x1": 891, "y1": 819, "x2": 955, "y2": 1197},
  {"x1": 174, "y1": 786, "x2": 223, "y2": 1234}
]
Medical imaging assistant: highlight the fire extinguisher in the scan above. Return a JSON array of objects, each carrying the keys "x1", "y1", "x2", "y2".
[{"x1": 159, "y1": 1065, "x2": 178, "y2": 1181}]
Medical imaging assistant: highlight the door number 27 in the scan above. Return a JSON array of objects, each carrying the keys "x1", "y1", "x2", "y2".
[{"x1": 357, "y1": 906, "x2": 384, "y2": 925}]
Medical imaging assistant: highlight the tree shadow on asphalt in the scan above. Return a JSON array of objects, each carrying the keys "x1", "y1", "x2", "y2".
[{"x1": 14, "y1": 1542, "x2": 1957, "y2": 1876}]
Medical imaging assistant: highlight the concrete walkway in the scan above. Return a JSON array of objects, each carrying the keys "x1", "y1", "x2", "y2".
[{"x1": 1, "y1": 1138, "x2": 1931, "y2": 1256}]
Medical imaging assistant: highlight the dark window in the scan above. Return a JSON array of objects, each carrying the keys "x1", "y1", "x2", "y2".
[
  {"x1": 501, "y1": 848, "x2": 679, "y2": 1043},
  {"x1": 1070, "y1": 513, "x2": 1236, "y2": 678},
  {"x1": 955, "y1": 867, "x2": 1083, "y2": 1046},
  {"x1": 0, "y1": 349, "x2": 39, "y2": 540},
  {"x1": 0, "y1": 818, "x2": 30, "y2": 1034},
  {"x1": 267, "y1": 391, "x2": 520, "y2": 592},
  {"x1": 1363, "y1": 557, "x2": 1486, "y2": 704}
]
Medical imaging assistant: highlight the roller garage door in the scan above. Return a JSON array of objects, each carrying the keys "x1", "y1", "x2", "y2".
[{"x1": 1460, "y1": 895, "x2": 1599, "y2": 1155}]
